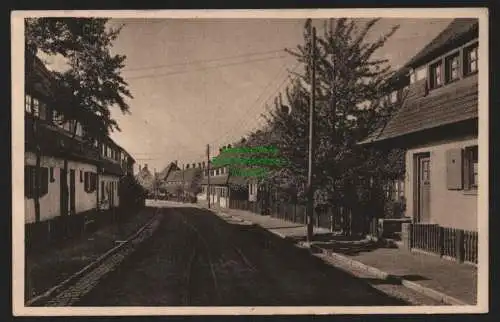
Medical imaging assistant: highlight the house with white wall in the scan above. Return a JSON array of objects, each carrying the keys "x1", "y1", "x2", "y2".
[
  {"x1": 360, "y1": 17, "x2": 479, "y2": 263},
  {"x1": 25, "y1": 53, "x2": 137, "y2": 247}
]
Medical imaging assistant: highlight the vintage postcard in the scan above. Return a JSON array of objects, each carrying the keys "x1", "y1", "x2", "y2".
[{"x1": 12, "y1": 8, "x2": 489, "y2": 316}]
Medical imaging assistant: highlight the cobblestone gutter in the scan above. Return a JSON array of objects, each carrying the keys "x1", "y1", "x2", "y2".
[{"x1": 26, "y1": 212, "x2": 163, "y2": 307}]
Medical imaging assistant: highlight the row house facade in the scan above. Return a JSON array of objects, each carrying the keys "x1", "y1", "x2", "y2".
[
  {"x1": 360, "y1": 18, "x2": 479, "y2": 232},
  {"x1": 24, "y1": 54, "x2": 136, "y2": 227}
]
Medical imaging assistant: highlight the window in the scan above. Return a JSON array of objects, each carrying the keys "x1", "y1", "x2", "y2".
[
  {"x1": 445, "y1": 53, "x2": 460, "y2": 83},
  {"x1": 429, "y1": 61, "x2": 442, "y2": 89},
  {"x1": 464, "y1": 43, "x2": 478, "y2": 75},
  {"x1": 25, "y1": 166, "x2": 49, "y2": 199},
  {"x1": 464, "y1": 145, "x2": 478, "y2": 190},
  {"x1": 32, "y1": 97, "x2": 40, "y2": 117},
  {"x1": 52, "y1": 110, "x2": 63, "y2": 125},
  {"x1": 25, "y1": 94, "x2": 32, "y2": 113},
  {"x1": 80, "y1": 170, "x2": 83, "y2": 182}
]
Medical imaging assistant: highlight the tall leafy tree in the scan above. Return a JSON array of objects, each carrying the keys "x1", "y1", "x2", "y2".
[
  {"x1": 25, "y1": 18, "x2": 133, "y2": 221},
  {"x1": 243, "y1": 18, "x2": 407, "y2": 234}
]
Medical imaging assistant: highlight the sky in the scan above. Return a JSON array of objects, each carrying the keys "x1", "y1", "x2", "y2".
[{"x1": 41, "y1": 17, "x2": 453, "y2": 174}]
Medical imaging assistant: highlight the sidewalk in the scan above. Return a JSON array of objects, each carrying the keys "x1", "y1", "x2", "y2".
[
  {"x1": 201, "y1": 203, "x2": 477, "y2": 305},
  {"x1": 198, "y1": 201, "x2": 332, "y2": 238},
  {"x1": 25, "y1": 208, "x2": 155, "y2": 302}
]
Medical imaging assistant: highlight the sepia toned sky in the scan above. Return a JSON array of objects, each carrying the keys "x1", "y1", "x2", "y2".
[{"x1": 41, "y1": 18, "x2": 453, "y2": 173}]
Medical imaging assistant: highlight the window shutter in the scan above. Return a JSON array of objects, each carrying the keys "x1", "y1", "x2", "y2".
[
  {"x1": 40, "y1": 167, "x2": 49, "y2": 197},
  {"x1": 84, "y1": 172, "x2": 89, "y2": 192},
  {"x1": 463, "y1": 148, "x2": 471, "y2": 190},
  {"x1": 446, "y1": 148, "x2": 463, "y2": 190},
  {"x1": 25, "y1": 166, "x2": 34, "y2": 198}
]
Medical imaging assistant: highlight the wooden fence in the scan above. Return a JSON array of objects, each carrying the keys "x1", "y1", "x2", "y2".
[
  {"x1": 229, "y1": 199, "x2": 355, "y2": 233},
  {"x1": 408, "y1": 223, "x2": 478, "y2": 265}
]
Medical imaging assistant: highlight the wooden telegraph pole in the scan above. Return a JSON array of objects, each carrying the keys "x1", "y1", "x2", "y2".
[
  {"x1": 207, "y1": 144, "x2": 211, "y2": 209},
  {"x1": 306, "y1": 25, "x2": 317, "y2": 243},
  {"x1": 181, "y1": 163, "x2": 185, "y2": 202}
]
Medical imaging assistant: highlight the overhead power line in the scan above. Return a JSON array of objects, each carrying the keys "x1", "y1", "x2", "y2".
[
  {"x1": 209, "y1": 61, "x2": 302, "y2": 147},
  {"x1": 207, "y1": 62, "x2": 291, "y2": 147},
  {"x1": 125, "y1": 55, "x2": 288, "y2": 80},
  {"x1": 122, "y1": 48, "x2": 287, "y2": 72}
]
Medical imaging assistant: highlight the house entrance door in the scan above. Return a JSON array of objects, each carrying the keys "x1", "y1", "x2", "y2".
[
  {"x1": 60, "y1": 168, "x2": 67, "y2": 216},
  {"x1": 417, "y1": 155, "x2": 431, "y2": 223},
  {"x1": 69, "y1": 169, "x2": 76, "y2": 215}
]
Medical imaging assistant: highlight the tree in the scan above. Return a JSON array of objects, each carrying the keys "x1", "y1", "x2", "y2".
[
  {"x1": 25, "y1": 18, "x2": 132, "y2": 224},
  {"x1": 242, "y1": 18, "x2": 406, "y2": 235}
]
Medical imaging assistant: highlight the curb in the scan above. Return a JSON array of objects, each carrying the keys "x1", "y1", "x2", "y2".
[
  {"x1": 201, "y1": 205, "x2": 469, "y2": 306},
  {"x1": 307, "y1": 243, "x2": 468, "y2": 306},
  {"x1": 26, "y1": 212, "x2": 161, "y2": 306}
]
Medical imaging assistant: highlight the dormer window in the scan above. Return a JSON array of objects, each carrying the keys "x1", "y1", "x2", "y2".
[
  {"x1": 25, "y1": 94, "x2": 32, "y2": 113},
  {"x1": 464, "y1": 43, "x2": 478, "y2": 76},
  {"x1": 429, "y1": 61, "x2": 442, "y2": 89},
  {"x1": 445, "y1": 53, "x2": 460, "y2": 83}
]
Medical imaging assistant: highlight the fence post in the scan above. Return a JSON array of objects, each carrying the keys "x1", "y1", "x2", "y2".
[
  {"x1": 456, "y1": 230, "x2": 465, "y2": 263},
  {"x1": 329, "y1": 208, "x2": 334, "y2": 232},
  {"x1": 408, "y1": 223, "x2": 413, "y2": 249},
  {"x1": 439, "y1": 226, "x2": 444, "y2": 257}
]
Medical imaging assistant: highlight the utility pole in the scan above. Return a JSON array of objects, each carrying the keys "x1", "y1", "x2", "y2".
[
  {"x1": 307, "y1": 25, "x2": 316, "y2": 243},
  {"x1": 181, "y1": 163, "x2": 185, "y2": 202},
  {"x1": 207, "y1": 144, "x2": 211, "y2": 209}
]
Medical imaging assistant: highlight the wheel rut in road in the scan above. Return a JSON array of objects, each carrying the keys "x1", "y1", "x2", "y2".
[{"x1": 77, "y1": 206, "x2": 409, "y2": 306}]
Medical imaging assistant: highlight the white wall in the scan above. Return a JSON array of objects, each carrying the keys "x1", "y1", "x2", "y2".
[
  {"x1": 405, "y1": 135, "x2": 478, "y2": 231},
  {"x1": 69, "y1": 160, "x2": 98, "y2": 214},
  {"x1": 25, "y1": 152, "x2": 97, "y2": 224}
]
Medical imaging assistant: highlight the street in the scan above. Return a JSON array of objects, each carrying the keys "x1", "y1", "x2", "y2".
[{"x1": 76, "y1": 204, "x2": 408, "y2": 306}]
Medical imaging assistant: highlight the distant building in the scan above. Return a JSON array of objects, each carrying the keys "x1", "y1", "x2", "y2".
[
  {"x1": 164, "y1": 164, "x2": 203, "y2": 200},
  {"x1": 135, "y1": 163, "x2": 154, "y2": 192}
]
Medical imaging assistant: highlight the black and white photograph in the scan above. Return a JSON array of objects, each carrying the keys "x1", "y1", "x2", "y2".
[{"x1": 12, "y1": 9, "x2": 488, "y2": 315}]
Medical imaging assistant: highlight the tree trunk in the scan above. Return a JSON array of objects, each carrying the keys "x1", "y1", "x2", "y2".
[
  {"x1": 33, "y1": 124, "x2": 41, "y2": 224},
  {"x1": 61, "y1": 122, "x2": 78, "y2": 239}
]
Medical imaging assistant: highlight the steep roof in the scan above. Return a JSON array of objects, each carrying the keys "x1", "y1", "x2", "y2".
[
  {"x1": 359, "y1": 18, "x2": 479, "y2": 145},
  {"x1": 158, "y1": 162, "x2": 180, "y2": 180},
  {"x1": 404, "y1": 18, "x2": 478, "y2": 68},
  {"x1": 201, "y1": 174, "x2": 229, "y2": 186},
  {"x1": 166, "y1": 167, "x2": 202, "y2": 183},
  {"x1": 359, "y1": 73, "x2": 478, "y2": 144}
]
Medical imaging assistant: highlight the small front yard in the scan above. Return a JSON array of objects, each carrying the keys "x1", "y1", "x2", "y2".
[{"x1": 25, "y1": 208, "x2": 155, "y2": 303}]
